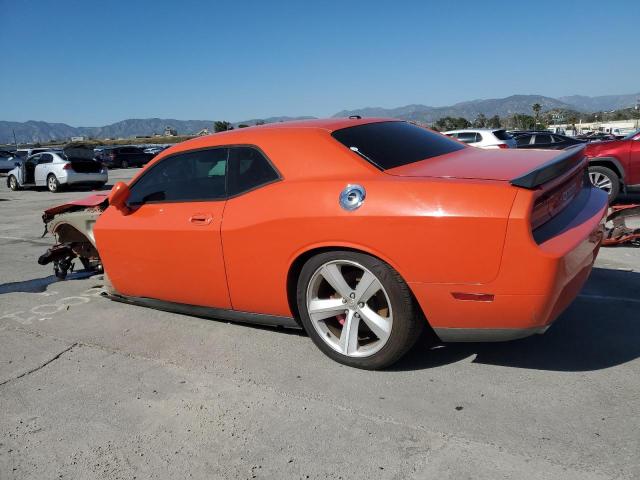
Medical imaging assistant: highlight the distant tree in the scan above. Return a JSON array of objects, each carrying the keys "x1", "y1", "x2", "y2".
[
  {"x1": 214, "y1": 121, "x2": 232, "y2": 133},
  {"x1": 532, "y1": 103, "x2": 542, "y2": 127},
  {"x1": 472, "y1": 113, "x2": 487, "y2": 128},
  {"x1": 238, "y1": 124, "x2": 249, "y2": 128},
  {"x1": 255, "y1": 120, "x2": 265, "y2": 126},
  {"x1": 508, "y1": 114, "x2": 536, "y2": 130},
  {"x1": 487, "y1": 115, "x2": 501, "y2": 129},
  {"x1": 434, "y1": 116, "x2": 471, "y2": 131}
]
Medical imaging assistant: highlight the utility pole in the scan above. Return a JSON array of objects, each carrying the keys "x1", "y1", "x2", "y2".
[{"x1": 12, "y1": 129, "x2": 18, "y2": 148}]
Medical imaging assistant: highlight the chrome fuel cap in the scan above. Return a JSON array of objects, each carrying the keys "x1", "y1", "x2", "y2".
[{"x1": 339, "y1": 184, "x2": 366, "y2": 211}]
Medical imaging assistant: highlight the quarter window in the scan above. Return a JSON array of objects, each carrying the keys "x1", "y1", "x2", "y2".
[
  {"x1": 127, "y1": 148, "x2": 228, "y2": 205},
  {"x1": 457, "y1": 132, "x2": 479, "y2": 144},
  {"x1": 227, "y1": 147, "x2": 279, "y2": 196}
]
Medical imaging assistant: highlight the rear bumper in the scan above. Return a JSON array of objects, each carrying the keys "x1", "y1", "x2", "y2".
[
  {"x1": 59, "y1": 171, "x2": 108, "y2": 185},
  {"x1": 411, "y1": 186, "x2": 607, "y2": 342}
]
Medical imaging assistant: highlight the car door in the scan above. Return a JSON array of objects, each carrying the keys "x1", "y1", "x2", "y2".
[
  {"x1": 628, "y1": 133, "x2": 640, "y2": 185},
  {"x1": 34, "y1": 153, "x2": 54, "y2": 185},
  {"x1": 94, "y1": 147, "x2": 231, "y2": 308}
]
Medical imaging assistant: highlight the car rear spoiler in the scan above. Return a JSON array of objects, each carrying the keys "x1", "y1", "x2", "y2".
[{"x1": 510, "y1": 145, "x2": 586, "y2": 189}]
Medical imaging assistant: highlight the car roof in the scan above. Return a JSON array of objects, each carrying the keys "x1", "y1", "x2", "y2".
[{"x1": 234, "y1": 117, "x2": 399, "y2": 133}]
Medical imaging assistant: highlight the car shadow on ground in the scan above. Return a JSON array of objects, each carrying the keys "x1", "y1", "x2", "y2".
[
  {"x1": 0, "y1": 271, "x2": 96, "y2": 294},
  {"x1": 393, "y1": 267, "x2": 640, "y2": 372}
]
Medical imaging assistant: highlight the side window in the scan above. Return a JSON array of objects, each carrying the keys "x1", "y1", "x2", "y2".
[
  {"x1": 127, "y1": 148, "x2": 228, "y2": 205},
  {"x1": 515, "y1": 135, "x2": 531, "y2": 146},
  {"x1": 533, "y1": 134, "x2": 552, "y2": 145},
  {"x1": 475, "y1": 133, "x2": 483, "y2": 142},
  {"x1": 456, "y1": 132, "x2": 478, "y2": 144},
  {"x1": 227, "y1": 147, "x2": 279, "y2": 196},
  {"x1": 39, "y1": 154, "x2": 53, "y2": 164}
]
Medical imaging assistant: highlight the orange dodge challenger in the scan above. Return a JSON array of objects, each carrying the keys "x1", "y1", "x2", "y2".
[{"x1": 40, "y1": 118, "x2": 607, "y2": 369}]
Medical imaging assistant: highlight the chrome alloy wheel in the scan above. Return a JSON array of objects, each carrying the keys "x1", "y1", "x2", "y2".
[
  {"x1": 306, "y1": 260, "x2": 393, "y2": 357},
  {"x1": 48, "y1": 175, "x2": 58, "y2": 192},
  {"x1": 589, "y1": 171, "x2": 613, "y2": 193}
]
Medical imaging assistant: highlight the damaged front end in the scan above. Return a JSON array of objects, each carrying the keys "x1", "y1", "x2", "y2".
[{"x1": 39, "y1": 193, "x2": 109, "y2": 278}]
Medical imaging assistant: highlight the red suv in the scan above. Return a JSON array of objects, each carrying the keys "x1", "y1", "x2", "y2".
[{"x1": 585, "y1": 129, "x2": 640, "y2": 201}]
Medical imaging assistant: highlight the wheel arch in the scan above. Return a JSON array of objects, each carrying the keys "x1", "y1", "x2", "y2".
[
  {"x1": 588, "y1": 157, "x2": 625, "y2": 183},
  {"x1": 285, "y1": 245, "x2": 433, "y2": 333}
]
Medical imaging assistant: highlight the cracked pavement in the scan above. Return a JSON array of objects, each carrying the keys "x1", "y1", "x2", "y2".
[{"x1": 1, "y1": 170, "x2": 639, "y2": 479}]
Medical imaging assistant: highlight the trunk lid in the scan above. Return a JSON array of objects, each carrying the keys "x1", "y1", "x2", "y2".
[{"x1": 384, "y1": 145, "x2": 585, "y2": 183}]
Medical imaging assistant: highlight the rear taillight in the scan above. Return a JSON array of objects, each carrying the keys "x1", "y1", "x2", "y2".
[
  {"x1": 63, "y1": 163, "x2": 73, "y2": 170},
  {"x1": 531, "y1": 171, "x2": 584, "y2": 230},
  {"x1": 497, "y1": 143, "x2": 509, "y2": 149}
]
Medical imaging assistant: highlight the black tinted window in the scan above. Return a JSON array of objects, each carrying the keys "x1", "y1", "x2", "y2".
[
  {"x1": 39, "y1": 154, "x2": 53, "y2": 163},
  {"x1": 332, "y1": 121, "x2": 465, "y2": 170},
  {"x1": 456, "y1": 132, "x2": 479, "y2": 143},
  {"x1": 533, "y1": 134, "x2": 552, "y2": 145},
  {"x1": 493, "y1": 130, "x2": 512, "y2": 140},
  {"x1": 128, "y1": 148, "x2": 228, "y2": 205},
  {"x1": 227, "y1": 147, "x2": 279, "y2": 196},
  {"x1": 515, "y1": 134, "x2": 532, "y2": 146}
]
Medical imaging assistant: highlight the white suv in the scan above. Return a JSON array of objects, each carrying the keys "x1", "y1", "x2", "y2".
[{"x1": 444, "y1": 128, "x2": 517, "y2": 149}]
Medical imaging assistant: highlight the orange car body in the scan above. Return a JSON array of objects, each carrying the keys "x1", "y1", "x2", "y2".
[{"x1": 91, "y1": 118, "x2": 607, "y2": 341}]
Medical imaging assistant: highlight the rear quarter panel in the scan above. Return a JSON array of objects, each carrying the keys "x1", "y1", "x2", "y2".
[{"x1": 222, "y1": 171, "x2": 516, "y2": 317}]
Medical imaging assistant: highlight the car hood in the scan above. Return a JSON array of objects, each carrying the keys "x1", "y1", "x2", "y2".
[
  {"x1": 384, "y1": 147, "x2": 569, "y2": 182},
  {"x1": 42, "y1": 193, "x2": 109, "y2": 221},
  {"x1": 584, "y1": 139, "x2": 626, "y2": 156}
]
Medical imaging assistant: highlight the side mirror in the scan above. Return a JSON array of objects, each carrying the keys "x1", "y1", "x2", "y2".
[
  {"x1": 14, "y1": 161, "x2": 20, "y2": 167},
  {"x1": 109, "y1": 181, "x2": 130, "y2": 211}
]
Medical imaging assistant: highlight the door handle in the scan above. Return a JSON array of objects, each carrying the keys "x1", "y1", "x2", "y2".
[{"x1": 189, "y1": 214, "x2": 213, "y2": 225}]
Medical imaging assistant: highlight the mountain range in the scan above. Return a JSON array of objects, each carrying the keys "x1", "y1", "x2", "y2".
[{"x1": 2, "y1": 93, "x2": 637, "y2": 144}]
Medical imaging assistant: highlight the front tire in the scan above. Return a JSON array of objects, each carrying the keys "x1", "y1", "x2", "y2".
[
  {"x1": 588, "y1": 165, "x2": 620, "y2": 202},
  {"x1": 121, "y1": 159, "x2": 129, "y2": 169},
  {"x1": 8, "y1": 175, "x2": 20, "y2": 191},
  {"x1": 297, "y1": 251, "x2": 424, "y2": 369},
  {"x1": 47, "y1": 174, "x2": 60, "y2": 193}
]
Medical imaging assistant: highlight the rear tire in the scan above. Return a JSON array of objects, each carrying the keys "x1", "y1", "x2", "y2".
[
  {"x1": 8, "y1": 175, "x2": 20, "y2": 191},
  {"x1": 588, "y1": 165, "x2": 620, "y2": 202},
  {"x1": 296, "y1": 251, "x2": 424, "y2": 370},
  {"x1": 47, "y1": 174, "x2": 60, "y2": 193}
]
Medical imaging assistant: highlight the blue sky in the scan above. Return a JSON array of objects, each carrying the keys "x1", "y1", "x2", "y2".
[{"x1": 1, "y1": 0, "x2": 638, "y2": 126}]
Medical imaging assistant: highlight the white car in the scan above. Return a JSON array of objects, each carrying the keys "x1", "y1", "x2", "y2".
[
  {"x1": 444, "y1": 128, "x2": 517, "y2": 149},
  {"x1": 7, "y1": 147, "x2": 107, "y2": 193}
]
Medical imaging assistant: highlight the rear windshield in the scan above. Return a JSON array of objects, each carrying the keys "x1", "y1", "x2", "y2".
[
  {"x1": 493, "y1": 129, "x2": 512, "y2": 140},
  {"x1": 331, "y1": 121, "x2": 465, "y2": 170}
]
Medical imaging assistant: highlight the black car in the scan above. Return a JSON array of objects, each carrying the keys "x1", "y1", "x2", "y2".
[
  {"x1": 95, "y1": 146, "x2": 154, "y2": 168},
  {"x1": 0, "y1": 150, "x2": 18, "y2": 173},
  {"x1": 513, "y1": 132, "x2": 586, "y2": 150}
]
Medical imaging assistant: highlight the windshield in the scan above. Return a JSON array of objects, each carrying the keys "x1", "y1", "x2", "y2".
[{"x1": 622, "y1": 129, "x2": 640, "y2": 140}]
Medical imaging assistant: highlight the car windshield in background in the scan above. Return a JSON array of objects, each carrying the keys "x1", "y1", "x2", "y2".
[
  {"x1": 331, "y1": 121, "x2": 465, "y2": 170},
  {"x1": 493, "y1": 130, "x2": 513, "y2": 140},
  {"x1": 623, "y1": 129, "x2": 640, "y2": 140}
]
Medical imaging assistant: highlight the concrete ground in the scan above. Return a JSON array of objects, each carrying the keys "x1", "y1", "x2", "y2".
[{"x1": 0, "y1": 169, "x2": 639, "y2": 479}]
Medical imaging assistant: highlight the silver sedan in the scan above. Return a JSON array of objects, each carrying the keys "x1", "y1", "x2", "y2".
[{"x1": 7, "y1": 150, "x2": 108, "y2": 193}]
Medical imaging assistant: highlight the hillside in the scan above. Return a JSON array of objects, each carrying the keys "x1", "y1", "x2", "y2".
[{"x1": 2, "y1": 92, "x2": 637, "y2": 144}]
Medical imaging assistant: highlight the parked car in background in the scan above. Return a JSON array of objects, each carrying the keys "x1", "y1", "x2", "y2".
[
  {"x1": 7, "y1": 145, "x2": 107, "y2": 192},
  {"x1": 95, "y1": 146, "x2": 153, "y2": 168},
  {"x1": 513, "y1": 132, "x2": 586, "y2": 150},
  {"x1": 577, "y1": 132, "x2": 617, "y2": 142},
  {"x1": 584, "y1": 129, "x2": 640, "y2": 201},
  {"x1": 15, "y1": 147, "x2": 63, "y2": 159},
  {"x1": 39, "y1": 118, "x2": 607, "y2": 369},
  {"x1": 444, "y1": 128, "x2": 516, "y2": 149},
  {"x1": 0, "y1": 150, "x2": 18, "y2": 173},
  {"x1": 143, "y1": 145, "x2": 171, "y2": 156}
]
